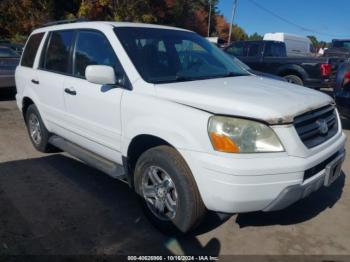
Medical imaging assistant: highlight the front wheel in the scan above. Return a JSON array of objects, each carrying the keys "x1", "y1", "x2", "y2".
[{"x1": 134, "y1": 146, "x2": 206, "y2": 235}]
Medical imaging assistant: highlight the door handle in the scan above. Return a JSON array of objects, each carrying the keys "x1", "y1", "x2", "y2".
[
  {"x1": 31, "y1": 79, "x2": 40, "y2": 85},
  {"x1": 64, "y1": 88, "x2": 77, "y2": 96}
]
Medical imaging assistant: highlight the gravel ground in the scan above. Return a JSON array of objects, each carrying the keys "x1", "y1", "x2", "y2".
[{"x1": 0, "y1": 89, "x2": 349, "y2": 259}]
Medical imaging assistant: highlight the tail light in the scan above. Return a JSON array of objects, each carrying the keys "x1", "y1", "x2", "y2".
[
  {"x1": 343, "y1": 71, "x2": 350, "y2": 86},
  {"x1": 320, "y1": 63, "x2": 332, "y2": 77}
]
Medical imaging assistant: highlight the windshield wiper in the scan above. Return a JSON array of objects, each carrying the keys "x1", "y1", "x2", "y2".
[
  {"x1": 175, "y1": 75, "x2": 193, "y2": 82},
  {"x1": 222, "y1": 71, "x2": 243, "y2": 78},
  {"x1": 151, "y1": 72, "x2": 243, "y2": 84},
  {"x1": 152, "y1": 75, "x2": 193, "y2": 84}
]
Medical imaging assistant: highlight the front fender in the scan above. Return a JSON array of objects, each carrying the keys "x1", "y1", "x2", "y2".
[{"x1": 121, "y1": 92, "x2": 213, "y2": 156}]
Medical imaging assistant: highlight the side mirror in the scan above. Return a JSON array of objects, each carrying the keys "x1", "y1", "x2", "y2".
[{"x1": 85, "y1": 65, "x2": 116, "y2": 85}]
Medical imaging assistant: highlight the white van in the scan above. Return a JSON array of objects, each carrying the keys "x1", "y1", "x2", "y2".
[{"x1": 264, "y1": 32, "x2": 313, "y2": 56}]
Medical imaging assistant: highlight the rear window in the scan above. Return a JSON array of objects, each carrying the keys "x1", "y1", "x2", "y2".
[
  {"x1": 0, "y1": 47, "x2": 19, "y2": 57},
  {"x1": 333, "y1": 40, "x2": 350, "y2": 49},
  {"x1": 21, "y1": 33, "x2": 44, "y2": 67},
  {"x1": 41, "y1": 30, "x2": 75, "y2": 74}
]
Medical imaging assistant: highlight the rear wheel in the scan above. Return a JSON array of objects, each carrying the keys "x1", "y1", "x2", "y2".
[
  {"x1": 134, "y1": 145, "x2": 206, "y2": 235},
  {"x1": 283, "y1": 75, "x2": 304, "y2": 86},
  {"x1": 25, "y1": 104, "x2": 52, "y2": 153}
]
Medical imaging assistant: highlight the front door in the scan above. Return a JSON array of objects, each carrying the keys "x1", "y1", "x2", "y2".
[{"x1": 63, "y1": 30, "x2": 126, "y2": 163}]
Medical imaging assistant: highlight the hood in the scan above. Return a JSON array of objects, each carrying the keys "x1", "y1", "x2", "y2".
[
  {"x1": 155, "y1": 76, "x2": 333, "y2": 124},
  {"x1": 249, "y1": 70, "x2": 287, "y2": 82}
]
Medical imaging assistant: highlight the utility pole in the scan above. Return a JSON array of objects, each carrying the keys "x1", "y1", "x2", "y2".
[
  {"x1": 207, "y1": 0, "x2": 212, "y2": 37},
  {"x1": 228, "y1": 0, "x2": 238, "y2": 44}
]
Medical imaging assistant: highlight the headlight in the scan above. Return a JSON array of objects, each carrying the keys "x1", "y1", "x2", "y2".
[{"x1": 208, "y1": 116, "x2": 284, "y2": 153}]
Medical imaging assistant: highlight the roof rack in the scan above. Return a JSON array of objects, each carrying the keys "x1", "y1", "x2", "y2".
[{"x1": 39, "y1": 18, "x2": 89, "y2": 28}]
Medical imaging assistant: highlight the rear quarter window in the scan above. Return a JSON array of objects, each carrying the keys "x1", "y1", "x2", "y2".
[{"x1": 21, "y1": 33, "x2": 45, "y2": 68}]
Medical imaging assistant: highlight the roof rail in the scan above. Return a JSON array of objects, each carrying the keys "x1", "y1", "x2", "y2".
[{"x1": 39, "y1": 18, "x2": 89, "y2": 28}]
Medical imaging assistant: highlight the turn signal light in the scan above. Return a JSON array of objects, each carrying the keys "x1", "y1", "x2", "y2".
[
  {"x1": 210, "y1": 133, "x2": 240, "y2": 153},
  {"x1": 344, "y1": 71, "x2": 350, "y2": 86}
]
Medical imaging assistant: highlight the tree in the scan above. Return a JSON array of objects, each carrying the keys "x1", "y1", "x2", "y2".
[
  {"x1": 0, "y1": 0, "x2": 243, "y2": 43},
  {"x1": 0, "y1": 0, "x2": 53, "y2": 41},
  {"x1": 215, "y1": 15, "x2": 247, "y2": 42},
  {"x1": 307, "y1": 35, "x2": 318, "y2": 48},
  {"x1": 248, "y1": 32, "x2": 263, "y2": 41}
]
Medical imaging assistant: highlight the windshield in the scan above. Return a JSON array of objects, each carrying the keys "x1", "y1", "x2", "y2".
[
  {"x1": 114, "y1": 27, "x2": 249, "y2": 84},
  {"x1": 231, "y1": 56, "x2": 251, "y2": 70},
  {"x1": 333, "y1": 40, "x2": 350, "y2": 49}
]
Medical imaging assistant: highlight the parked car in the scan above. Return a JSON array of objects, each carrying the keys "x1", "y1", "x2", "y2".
[
  {"x1": 263, "y1": 32, "x2": 313, "y2": 57},
  {"x1": 16, "y1": 21, "x2": 346, "y2": 234},
  {"x1": 324, "y1": 39, "x2": 350, "y2": 61},
  {"x1": 224, "y1": 40, "x2": 339, "y2": 89},
  {"x1": 0, "y1": 40, "x2": 24, "y2": 55},
  {"x1": 0, "y1": 46, "x2": 20, "y2": 90},
  {"x1": 334, "y1": 62, "x2": 350, "y2": 118}
]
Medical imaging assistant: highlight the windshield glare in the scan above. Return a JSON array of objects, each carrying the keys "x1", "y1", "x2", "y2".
[{"x1": 114, "y1": 27, "x2": 249, "y2": 84}]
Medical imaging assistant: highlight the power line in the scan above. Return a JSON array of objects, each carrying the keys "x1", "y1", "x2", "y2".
[{"x1": 247, "y1": 0, "x2": 347, "y2": 38}]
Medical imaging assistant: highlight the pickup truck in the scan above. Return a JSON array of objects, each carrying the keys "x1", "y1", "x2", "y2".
[
  {"x1": 224, "y1": 40, "x2": 337, "y2": 89},
  {"x1": 324, "y1": 39, "x2": 350, "y2": 61}
]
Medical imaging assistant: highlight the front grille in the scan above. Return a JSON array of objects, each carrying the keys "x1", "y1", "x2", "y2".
[{"x1": 294, "y1": 105, "x2": 338, "y2": 148}]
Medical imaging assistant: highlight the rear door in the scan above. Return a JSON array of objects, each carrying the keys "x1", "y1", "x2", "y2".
[
  {"x1": 62, "y1": 29, "x2": 126, "y2": 162},
  {"x1": 243, "y1": 42, "x2": 264, "y2": 71},
  {"x1": 36, "y1": 30, "x2": 75, "y2": 131},
  {"x1": 261, "y1": 42, "x2": 286, "y2": 74},
  {"x1": 15, "y1": 32, "x2": 45, "y2": 98}
]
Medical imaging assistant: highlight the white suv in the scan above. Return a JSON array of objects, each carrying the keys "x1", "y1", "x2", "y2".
[{"x1": 15, "y1": 21, "x2": 346, "y2": 234}]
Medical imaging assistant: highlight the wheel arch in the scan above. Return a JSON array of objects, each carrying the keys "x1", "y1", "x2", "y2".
[
  {"x1": 276, "y1": 64, "x2": 307, "y2": 80},
  {"x1": 22, "y1": 97, "x2": 35, "y2": 118},
  {"x1": 125, "y1": 134, "x2": 175, "y2": 187}
]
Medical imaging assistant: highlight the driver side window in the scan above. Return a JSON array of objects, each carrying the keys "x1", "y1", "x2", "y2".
[{"x1": 73, "y1": 30, "x2": 122, "y2": 79}]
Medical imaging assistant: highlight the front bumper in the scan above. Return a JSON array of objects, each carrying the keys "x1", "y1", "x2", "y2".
[
  {"x1": 179, "y1": 132, "x2": 346, "y2": 214},
  {"x1": 264, "y1": 150, "x2": 345, "y2": 211}
]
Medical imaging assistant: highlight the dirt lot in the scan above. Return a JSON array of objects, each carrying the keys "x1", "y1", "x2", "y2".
[{"x1": 0, "y1": 89, "x2": 350, "y2": 258}]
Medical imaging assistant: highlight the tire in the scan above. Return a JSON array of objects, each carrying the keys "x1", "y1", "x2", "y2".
[
  {"x1": 283, "y1": 75, "x2": 304, "y2": 86},
  {"x1": 134, "y1": 145, "x2": 206, "y2": 235},
  {"x1": 25, "y1": 104, "x2": 52, "y2": 153}
]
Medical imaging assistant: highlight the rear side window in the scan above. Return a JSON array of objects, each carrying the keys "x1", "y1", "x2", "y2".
[
  {"x1": 73, "y1": 30, "x2": 120, "y2": 78},
  {"x1": 247, "y1": 43, "x2": 261, "y2": 57},
  {"x1": 226, "y1": 42, "x2": 246, "y2": 56},
  {"x1": 42, "y1": 30, "x2": 75, "y2": 74},
  {"x1": 21, "y1": 33, "x2": 44, "y2": 67},
  {"x1": 264, "y1": 42, "x2": 286, "y2": 57}
]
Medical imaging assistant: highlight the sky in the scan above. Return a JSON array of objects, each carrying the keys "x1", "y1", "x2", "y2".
[{"x1": 217, "y1": 0, "x2": 349, "y2": 42}]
